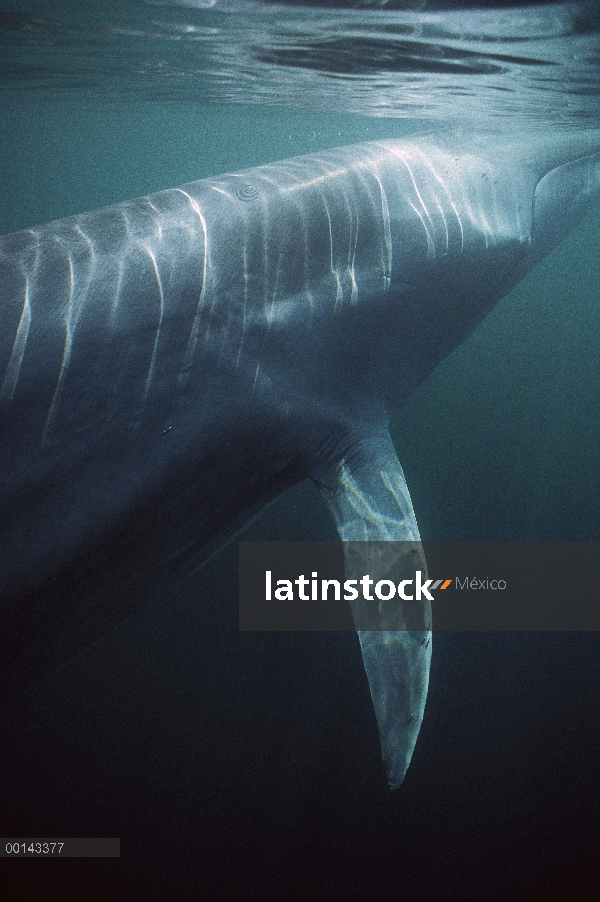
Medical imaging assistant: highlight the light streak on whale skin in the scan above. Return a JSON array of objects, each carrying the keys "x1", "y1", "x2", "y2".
[
  {"x1": 0, "y1": 273, "x2": 31, "y2": 402},
  {"x1": 1, "y1": 128, "x2": 599, "y2": 789}
]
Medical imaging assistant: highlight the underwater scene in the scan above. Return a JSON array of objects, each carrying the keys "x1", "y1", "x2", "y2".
[{"x1": 1, "y1": 1, "x2": 599, "y2": 898}]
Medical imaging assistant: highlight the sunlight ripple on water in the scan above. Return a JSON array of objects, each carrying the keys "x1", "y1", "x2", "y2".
[{"x1": 1, "y1": 0, "x2": 600, "y2": 127}]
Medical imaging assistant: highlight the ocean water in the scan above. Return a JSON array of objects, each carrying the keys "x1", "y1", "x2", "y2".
[{"x1": 1, "y1": 1, "x2": 600, "y2": 898}]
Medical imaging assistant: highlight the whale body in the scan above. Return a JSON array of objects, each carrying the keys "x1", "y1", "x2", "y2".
[{"x1": 1, "y1": 129, "x2": 599, "y2": 787}]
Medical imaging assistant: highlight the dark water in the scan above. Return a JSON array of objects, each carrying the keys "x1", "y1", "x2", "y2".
[{"x1": 1, "y1": 1, "x2": 600, "y2": 898}]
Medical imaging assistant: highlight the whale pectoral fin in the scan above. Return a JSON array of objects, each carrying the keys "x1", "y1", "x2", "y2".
[{"x1": 312, "y1": 428, "x2": 431, "y2": 789}]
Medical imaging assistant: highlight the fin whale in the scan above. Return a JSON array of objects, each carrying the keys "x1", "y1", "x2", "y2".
[{"x1": 1, "y1": 128, "x2": 599, "y2": 787}]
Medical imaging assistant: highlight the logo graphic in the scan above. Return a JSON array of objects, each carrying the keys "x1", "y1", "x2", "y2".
[{"x1": 265, "y1": 571, "x2": 454, "y2": 603}]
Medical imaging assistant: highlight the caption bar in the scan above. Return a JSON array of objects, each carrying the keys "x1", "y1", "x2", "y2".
[{"x1": 239, "y1": 541, "x2": 600, "y2": 631}]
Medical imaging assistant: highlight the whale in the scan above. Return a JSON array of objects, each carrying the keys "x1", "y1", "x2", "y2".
[{"x1": 1, "y1": 128, "x2": 599, "y2": 787}]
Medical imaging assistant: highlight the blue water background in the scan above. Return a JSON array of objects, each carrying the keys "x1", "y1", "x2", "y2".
[{"x1": 1, "y1": 4, "x2": 600, "y2": 898}]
